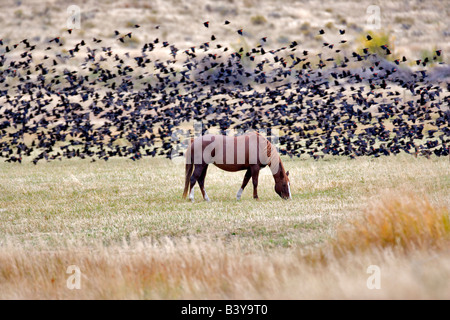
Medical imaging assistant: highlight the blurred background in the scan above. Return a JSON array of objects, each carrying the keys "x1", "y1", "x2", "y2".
[{"x1": 1, "y1": 0, "x2": 449, "y2": 65}]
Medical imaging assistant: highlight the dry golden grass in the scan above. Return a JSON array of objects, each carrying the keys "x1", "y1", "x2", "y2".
[
  {"x1": 1, "y1": 195, "x2": 450, "y2": 299},
  {"x1": 331, "y1": 195, "x2": 450, "y2": 255},
  {"x1": 0, "y1": 0, "x2": 449, "y2": 300},
  {"x1": 0, "y1": 156, "x2": 449, "y2": 299}
]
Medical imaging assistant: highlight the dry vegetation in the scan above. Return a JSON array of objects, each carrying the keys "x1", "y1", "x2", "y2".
[
  {"x1": 331, "y1": 195, "x2": 450, "y2": 255},
  {"x1": 0, "y1": 156, "x2": 449, "y2": 299},
  {"x1": 0, "y1": 0, "x2": 449, "y2": 300},
  {"x1": 0, "y1": 0, "x2": 448, "y2": 64}
]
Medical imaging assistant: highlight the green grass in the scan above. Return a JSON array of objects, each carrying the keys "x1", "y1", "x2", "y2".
[
  {"x1": 0, "y1": 155, "x2": 449, "y2": 299},
  {"x1": 1, "y1": 155, "x2": 448, "y2": 248}
]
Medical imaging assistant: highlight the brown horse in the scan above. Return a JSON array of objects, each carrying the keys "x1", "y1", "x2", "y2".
[{"x1": 182, "y1": 132, "x2": 291, "y2": 202}]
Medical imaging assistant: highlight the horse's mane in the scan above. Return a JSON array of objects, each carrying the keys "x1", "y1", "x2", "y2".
[{"x1": 253, "y1": 131, "x2": 284, "y2": 176}]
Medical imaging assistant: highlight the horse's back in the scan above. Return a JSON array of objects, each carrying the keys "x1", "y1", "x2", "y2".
[{"x1": 189, "y1": 133, "x2": 270, "y2": 170}]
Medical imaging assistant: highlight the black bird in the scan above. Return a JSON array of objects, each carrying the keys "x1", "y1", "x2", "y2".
[{"x1": 0, "y1": 20, "x2": 447, "y2": 164}]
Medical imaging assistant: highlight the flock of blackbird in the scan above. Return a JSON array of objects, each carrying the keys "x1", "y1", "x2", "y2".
[{"x1": 0, "y1": 21, "x2": 449, "y2": 164}]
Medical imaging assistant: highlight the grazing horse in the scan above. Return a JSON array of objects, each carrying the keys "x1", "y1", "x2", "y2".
[{"x1": 182, "y1": 132, "x2": 291, "y2": 202}]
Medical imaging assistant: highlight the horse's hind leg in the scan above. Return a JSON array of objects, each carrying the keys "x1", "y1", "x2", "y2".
[
  {"x1": 251, "y1": 165, "x2": 260, "y2": 200},
  {"x1": 198, "y1": 165, "x2": 210, "y2": 202},
  {"x1": 237, "y1": 168, "x2": 251, "y2": 200},
  {"x1": 189, "y1": 164, "x2": 204, "y2": 202}
]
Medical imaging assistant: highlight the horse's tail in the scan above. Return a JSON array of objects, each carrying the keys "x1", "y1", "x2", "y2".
[{"x1": 182, "y1": 139, "x2": 194, "y2": 199}]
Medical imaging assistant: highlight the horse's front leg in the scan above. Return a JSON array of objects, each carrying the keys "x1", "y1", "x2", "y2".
[
  {"x1": 251, "y1": 166, "x2": 260, "y2": 200},
  {"x1": 237, "y1": 168, "x2": 251, "y2": 200},
  {"x1": 189, "y1": 164, "x2": 204, "y2": 202}
]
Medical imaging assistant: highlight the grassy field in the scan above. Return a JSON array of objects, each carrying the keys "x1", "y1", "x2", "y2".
[
  {"x1": 0, "y1": 155, "x2": 449, "y2": 299},
  {"x1": 0, "y1": 0, "x2": 449, "y2": 301}
]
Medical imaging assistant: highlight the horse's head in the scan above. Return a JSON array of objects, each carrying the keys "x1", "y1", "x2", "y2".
[{"x1": 274, "y1": 170, "x2": 291, "y2": 200}]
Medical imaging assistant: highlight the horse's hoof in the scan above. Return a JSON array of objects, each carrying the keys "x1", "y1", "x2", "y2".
[{"x1": 236, "y1": 188, "x2": 243, "y2": 201}]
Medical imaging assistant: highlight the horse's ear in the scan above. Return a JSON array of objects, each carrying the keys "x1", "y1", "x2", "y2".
[{"x1": 286, "y1": 170, "x2": 289, "y2": 177}]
